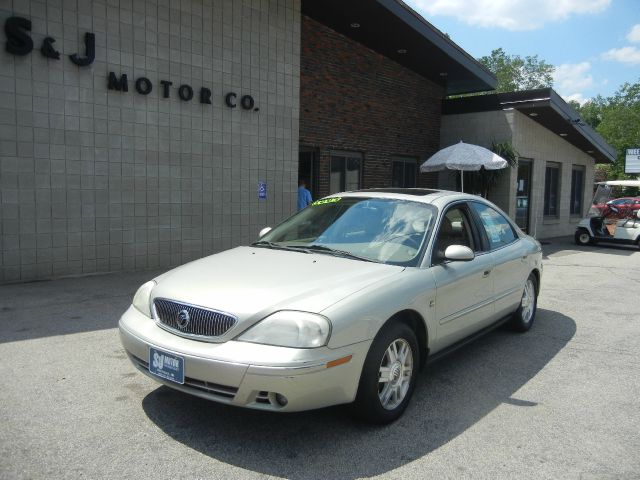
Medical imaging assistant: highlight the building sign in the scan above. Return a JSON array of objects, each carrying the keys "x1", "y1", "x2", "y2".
[
  {"x1": 5, "y1": 16, "x2": 94, "y2": 64},
  {"x1": 625, "y1": 149, "x2": 640, "y2": 174},
  {"x1": 4, "y1": 16, "x2": 258, "y2": 110},
  {"x1": 258, "y1": 181, "x2": 267, "y2": 200}
]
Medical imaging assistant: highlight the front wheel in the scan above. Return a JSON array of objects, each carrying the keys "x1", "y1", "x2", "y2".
[
  {"x1": 509, "y1": 274, "x2": 538, "y2": 332},
  {"x1": 353, "y1": 322, "x2": 419, "y2": 424},
  {"x1": 574, "y1": 229, "x2": 592, "y2": 246}
]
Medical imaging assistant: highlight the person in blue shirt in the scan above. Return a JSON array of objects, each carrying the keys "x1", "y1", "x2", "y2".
[{"x1": 297, "y1": 178, "x2": 312, "y2": 210}]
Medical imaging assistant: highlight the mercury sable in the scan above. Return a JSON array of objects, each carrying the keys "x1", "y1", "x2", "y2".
[{"x1": 119, "y1": 189, "x2": 542, "y2": 423}]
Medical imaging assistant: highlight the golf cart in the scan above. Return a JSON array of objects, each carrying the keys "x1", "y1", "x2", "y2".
[{"x1": 575, "y1": 180, "x2": 640, "y2": 248}]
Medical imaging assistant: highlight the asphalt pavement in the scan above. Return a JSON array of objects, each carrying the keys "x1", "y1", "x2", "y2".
[{"x1": 1, "y1": 237, "x2": 639, "y2": 479}]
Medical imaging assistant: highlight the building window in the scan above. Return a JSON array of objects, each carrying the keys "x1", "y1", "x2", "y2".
[
  {"x1": 330, "y1": 151, "x2": 362, "y2": 194},
  {"x1": 544, "y1": 162, "x2": 560, "y2": 216},
  {"x1": 570, "y1": 166, "x2": 585, "y2": 216},
  {"x1": 391, "y1": 157, "x2": 418, "y2": 188}
]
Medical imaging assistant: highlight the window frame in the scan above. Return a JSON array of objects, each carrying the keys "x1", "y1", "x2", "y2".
[
  {"x1": 544, "y1": 162, "x2": 561, "y2": 217},
  {"x1": 391, "y1": 156, "x2": 418, "y2": 188},
  {"x1": 430, "y1": 202, "x2": 484, "y2": 266},
  {"x1": 330, "y1": 151, "x2": 363, "y2": 194},
  {"x1": 570, "y1": 165, "x2": 585, "y2": 216},
  {"x1": 468, "y1": 201, "x2": 519, "y2": 252}
]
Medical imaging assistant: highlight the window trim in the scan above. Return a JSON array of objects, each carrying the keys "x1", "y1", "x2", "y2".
[
  {"x1": 544, "y1": 162, "x2": 561, "y2": 218},
  {"x1": 330, "y1": 150, "x2": 363, "y2": 193},
  {"x1": 429, "y1": 202, "x2": 484, "y2": 266},
  {"x1": 391, "y1": 156, "x2": 418, "y2": 188},
  {"x1": 570, "y1": 165, "x2": 585, "y2": 217}
]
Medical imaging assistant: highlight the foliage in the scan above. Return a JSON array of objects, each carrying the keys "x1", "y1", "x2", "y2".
[
  {"x1": 460, "y1": 142, "x2": 519, "y2": 198},
  {"x1": 572, "y1": 79, "x2": 640, "y2": 181},
  {"x1": 477, "y1": 48, "x2": 554, "y2": 93}
]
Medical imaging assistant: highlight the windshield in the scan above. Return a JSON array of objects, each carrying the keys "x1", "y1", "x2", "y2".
[{"x1": 258, "y1": 197, "x2": 437, "y2": 266}]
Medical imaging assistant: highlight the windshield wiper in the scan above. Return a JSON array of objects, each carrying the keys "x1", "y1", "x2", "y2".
[
  {"x1": 303, "y1": 244, "x2": 378, "y2": 263},
  {"x1": 250, "y1": 241, "x2": 310, "y2": 253}
]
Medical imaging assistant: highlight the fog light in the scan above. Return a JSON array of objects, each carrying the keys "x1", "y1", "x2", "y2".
[{"x1": 275, "y1": 393, "x2": 288, "y2": 407}]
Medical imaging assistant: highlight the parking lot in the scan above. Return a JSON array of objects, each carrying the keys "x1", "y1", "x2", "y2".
[{"x1": 1, "y1": 238, "x2": 639, "y2": 480}]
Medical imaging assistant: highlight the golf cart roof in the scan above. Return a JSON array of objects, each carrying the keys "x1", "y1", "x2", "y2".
[{"x1": 595, "y1": 180, "x2": 640, "y2": 187}]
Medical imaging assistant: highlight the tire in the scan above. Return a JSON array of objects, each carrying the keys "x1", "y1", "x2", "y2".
[
  {"x1": 352, "y1": 322, "x2": 419, "y2": 424},
  {"x1": 509, "y1": 274, "x2": 538, "y2": 332},
  {"x1": 574, "y1": 229, "x2": 591, "y2": 246}
]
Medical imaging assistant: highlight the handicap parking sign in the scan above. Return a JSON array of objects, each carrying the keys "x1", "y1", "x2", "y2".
[{"x1": 258, "y1": 181, "x2": 267, "y2": 199}]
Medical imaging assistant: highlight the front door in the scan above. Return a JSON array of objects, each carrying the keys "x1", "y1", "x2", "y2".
[
  {"x1": 431, "y1": 205, "x2": 495, "y2": 348},
  {"x1": 516, "y1": 159, "x2": 532, "y2": 232},
  {"x1": 298, "y1": 149, "x2": 319, "y2": 201}
]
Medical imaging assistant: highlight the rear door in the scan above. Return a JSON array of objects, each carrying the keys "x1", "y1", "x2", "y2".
[
  {"x1": 431, "y1": 203, "x2": 495, "y2": 349},
  {"x1": 469, "y1": 201, "x2": 527, "y2": 319}
]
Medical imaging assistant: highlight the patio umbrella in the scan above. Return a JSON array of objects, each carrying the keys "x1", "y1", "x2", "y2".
[{"x1": 420, "y1": 141, "x2": 508, "y2": 192}]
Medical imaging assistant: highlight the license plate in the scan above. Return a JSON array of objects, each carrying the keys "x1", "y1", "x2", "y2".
[{"x1": 149, "y1": 347, "x2": 185, "y2": 384}]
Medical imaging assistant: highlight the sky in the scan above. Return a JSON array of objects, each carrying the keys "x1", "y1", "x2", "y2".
[{"x1": 404, "y1": 0, "x2": 640, "y2": 104}]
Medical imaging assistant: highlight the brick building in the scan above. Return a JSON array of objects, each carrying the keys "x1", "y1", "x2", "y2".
[
  {"x1": 299, "y1": 0, "x2": 494, "y2": 199},
  {"x1": 0, "y1": 0, "x2": 495, "y2": 282}
]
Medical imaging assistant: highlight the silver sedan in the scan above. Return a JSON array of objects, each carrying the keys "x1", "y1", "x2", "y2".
[{"x1": 119, "y1": 189, "x2": 542, "y2": 423}]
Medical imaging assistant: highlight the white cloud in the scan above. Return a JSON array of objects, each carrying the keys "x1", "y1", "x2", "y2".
[
  {"x1": 406, "y1": 0, "x2": 611, "y2": 31},
  {"x1": 601, "y1": 46, "x2": 640, "y2": 65},
  {"x1": 563, "y1": 93, "x2": 589, "y2": 105},
  {"x1": 627, "y1": 24, "x2": 640, "y2": 43},
  {"x1": 552, "y1": 62, "x2": 594, "y2": 104}
]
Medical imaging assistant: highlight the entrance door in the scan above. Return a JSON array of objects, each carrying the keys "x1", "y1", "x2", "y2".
[
  {"x1": 298, "y1": 149, "x2": 319, "y2": 201},
  {"x1": 516, "y1": 159, "x2": 532, "y2": 232}
]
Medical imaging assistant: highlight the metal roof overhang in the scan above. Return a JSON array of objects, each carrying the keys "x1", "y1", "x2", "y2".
[
  {"x1": 301, "y1": 0, "x2": 497, "y2": 95},
  {"x1": 443, "y1": 88, "x2": 617, "y2": 164}
]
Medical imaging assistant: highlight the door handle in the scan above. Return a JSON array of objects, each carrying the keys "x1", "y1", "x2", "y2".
[{"x1": 483, "y1": 270, "x2": 492, "y2": 278}]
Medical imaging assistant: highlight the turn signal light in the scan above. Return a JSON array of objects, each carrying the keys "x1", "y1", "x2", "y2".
[{"x1": 326, "y1": 355, "x2": 352, "y2": 369}]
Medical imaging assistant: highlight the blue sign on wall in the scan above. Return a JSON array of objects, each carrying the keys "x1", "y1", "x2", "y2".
[{"x1": 258, "y1": 181, "x2": 267, "y2": 199}]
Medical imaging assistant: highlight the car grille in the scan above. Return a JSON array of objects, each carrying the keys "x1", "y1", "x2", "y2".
[{"x1": 153, "y1": 298, "x2": 237, "y2": 339}]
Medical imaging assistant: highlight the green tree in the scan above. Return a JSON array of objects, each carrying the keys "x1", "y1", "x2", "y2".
[
  {"x1": 573, "y1": 79, "x2": 640, "y2": 181},
  {"x1": 478, "y1": 48, "x2": 554, "y2": 93}
]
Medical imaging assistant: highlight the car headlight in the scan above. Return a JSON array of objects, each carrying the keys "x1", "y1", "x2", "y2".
[
  {"x1": 238, "y1": 311, "x2": 331, "y2": 348},
  {"x1": 132, "y1": 280, "x2": 156, "y2": 317}
]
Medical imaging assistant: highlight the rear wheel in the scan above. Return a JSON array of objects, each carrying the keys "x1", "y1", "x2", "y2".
[
  {"x1": 575, "y1": 229, "x2": 592, "y2": 246},
  {"x1": 353, "y1": 322, "x2": 419, "y2": 424},
  {"x1": 509, "y1": 274, "x2": 538, "y2": 332}
]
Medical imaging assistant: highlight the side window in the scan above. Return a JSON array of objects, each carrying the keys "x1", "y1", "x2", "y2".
[
  {"x1": 433, "y1": 207, "x2": 474, "y2": 263},
  {"x1": 471, "y1": 203, "x2": 517, "y2": 250}
]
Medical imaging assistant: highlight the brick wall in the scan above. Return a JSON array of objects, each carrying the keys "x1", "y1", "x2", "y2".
[{"x1": 299, "y1": 16, "x2": 443, "y2": 198}]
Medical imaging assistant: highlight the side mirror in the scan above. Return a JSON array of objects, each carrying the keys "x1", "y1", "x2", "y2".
[
  {"x1": 258, "y1": 227, "x2": 272, "y2": 238},
  {"x1": 444, "y1": 245, "x2": 475, "y2": 262}
]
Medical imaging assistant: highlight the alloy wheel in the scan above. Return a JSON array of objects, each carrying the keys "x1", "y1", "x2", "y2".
[
  {"x1": 521, "y1": 278, "x2": 535, "y2": 324},
  {"x1": 378, "y1": 338, "x2": 413, "y2": 410}
]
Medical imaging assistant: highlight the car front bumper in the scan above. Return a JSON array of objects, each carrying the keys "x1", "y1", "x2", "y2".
[{"x1": 118, "y1": 305, "x2": 370, "y2": 412}]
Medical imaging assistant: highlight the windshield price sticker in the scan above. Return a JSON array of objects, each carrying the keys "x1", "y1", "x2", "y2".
[{"x1": 312, "y1": 197, "x2": 342, "y2": 206}]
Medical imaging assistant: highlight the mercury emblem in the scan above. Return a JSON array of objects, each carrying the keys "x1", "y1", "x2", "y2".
[{"x1": 177, "y1": 309, "x2": 190, "y2": 329}]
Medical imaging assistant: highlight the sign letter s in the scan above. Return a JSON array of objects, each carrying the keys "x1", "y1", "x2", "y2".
[{"x1": 5, "y1": 17, "x2": 33, "y2": 56}]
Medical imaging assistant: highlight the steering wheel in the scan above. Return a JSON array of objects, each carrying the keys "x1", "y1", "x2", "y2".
[{"x1": 386, "y1": 233, "x2": 422, "y2": 250}]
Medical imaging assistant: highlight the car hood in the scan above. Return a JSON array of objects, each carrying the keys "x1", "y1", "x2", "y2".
[{"x1": 151, "y1": 246, "x2": 404, "y2": 327}]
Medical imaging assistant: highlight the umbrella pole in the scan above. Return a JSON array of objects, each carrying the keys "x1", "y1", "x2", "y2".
[{"x1": 460, "y1": 170, "x2": 464, "y2": 192}]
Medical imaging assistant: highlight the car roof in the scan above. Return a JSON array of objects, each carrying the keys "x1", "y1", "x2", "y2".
[{"x1": 329, "y1": 188, "x2": 480, "y2": 206}]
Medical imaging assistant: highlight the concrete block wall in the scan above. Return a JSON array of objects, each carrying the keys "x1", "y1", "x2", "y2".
[
  {"x1": 0, "y1": 0, "x2": 300, "y2": 283},
  {"x1": 439, "y1": 110, "x2": 515, "y2": 213},
  {"x1": 512, "y1": 112, "x2": 594, "y2": 239},
  {"x1": 440, "y1": 109, "x2": 596, "y2": 239}
]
